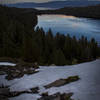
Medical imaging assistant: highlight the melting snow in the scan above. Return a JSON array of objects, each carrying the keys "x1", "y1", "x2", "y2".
[
  {"x1": 0, "y1": 62, "x2": 16, "y2": 66},
  {"x1": 0, "y1": 59, "x2": 100, "y2": 100},
  {"x1": 10, "y1": 94, "x2": 41, "y2": 100}
]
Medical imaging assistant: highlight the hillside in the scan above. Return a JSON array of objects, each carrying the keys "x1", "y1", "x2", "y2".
[
  {"x1": 0, "y1": 59, "x2": 100, "y2": 100},
  {"x1": 6, "y1": 1, "x2": 100, "y2": 9},
  {"x1": 39, "y1": 5, "x2": 100, "y2": 19},
  {"x1": 2, "y1": 4, "x2": 100, "y2": 19},
  {"x1": 0, "y1": 5, "x2": 38, "y2": 29}
]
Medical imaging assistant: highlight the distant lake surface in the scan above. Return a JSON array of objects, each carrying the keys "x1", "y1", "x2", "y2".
[
  {"x1": 35, "y1": 7, "x2": 55, "y2": 10},
  {"x1": 36, "y1": 15, "x2": 100, "y2": 45}
]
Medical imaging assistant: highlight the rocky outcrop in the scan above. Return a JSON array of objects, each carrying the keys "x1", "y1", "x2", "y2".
[
  {"x1": 45, "y1": 76, "x2": 80, "y2": 88},
  {"x1": 0, "y1": 62, "x2": 39, "y2": 80},
  {"x1": 38, "y1": 92, "x2": 73, "y2": 100},
  {"x1": 0, "y1": 85, "x2": 39, "y2": 100},
  {"x1": 0, "y1": 86, "x2": 10, "y2": 100}
]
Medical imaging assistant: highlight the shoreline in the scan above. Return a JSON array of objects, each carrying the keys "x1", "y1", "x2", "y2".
[
  {"x1": 36, "y1": 4, "x2": 100, "y2": 19},
  {"x1": 37, "y1": 13, "x2": 100, "y2": 20}
]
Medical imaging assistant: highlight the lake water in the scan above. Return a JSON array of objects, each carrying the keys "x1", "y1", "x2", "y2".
[{"x1": 36, "y1": 15, "x2": 100, "y2": 45}]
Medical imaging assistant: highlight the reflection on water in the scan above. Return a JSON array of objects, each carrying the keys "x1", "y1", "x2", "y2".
[
  {"x1": 36, "y1": 15, "x2": 100, "y2": 45},
  {"x1": 35, "y1": 7, "x2": 56, "y2": 10}
]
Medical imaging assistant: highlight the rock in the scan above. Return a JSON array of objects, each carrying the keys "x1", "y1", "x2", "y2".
[
  {"x1": 9, "y1": 91, "x2": 31, "y2": 97},
  {"x1": 2, "y1": 62, "x2": 39, "y2": 80},
  {"x1": 0, "y1": 85, "x2": 39, "y2": 99},
  {"x1": 24, "y1": 69, "x2": 38, "y2": 75},
  {"x1": 0, "y1": 88, "x2": 10, "y2": 95},
  {"x1": 50, "y1": 64, "x2": 56, "y2": 66},
  {"x1": 45, "y1": 79, "x2": 66, "y2": 88},
  {"x1": 30, "y1": 87, "x2": 39, "y2": 93},
  {"x1": 41, "y1": 92, "x2": 49, "y2": 97},
  {"x1": 33, "y1": 62, "x2": 39, "y2": 69},
  {"x1": 0, "y1": 95, "x2": 9, "y2": 100},
  {"x1": 6, "y1": 72, "x2": 24, "y2": 80},
  {"x1": 65, "y1": 76, "x2": 80, "y2": 84},
  {"x1": 16, "y1": 62, "x2": 39, "y2": 69},
  {"x1": 38, "y1": 92, "x2": 73, "y2": 100},
  {"x1": 0, "y1": 71, "x2": 6, "y2": 75},
  {"x1": 60, "y1": 93, "x2": 73, "y2": 100},
  {"x1": 45, "y1": 76, "x2": 80, "y2": 89},
  {"x1": 0, "y1": 87, "x2": 10, "y2": 100}
]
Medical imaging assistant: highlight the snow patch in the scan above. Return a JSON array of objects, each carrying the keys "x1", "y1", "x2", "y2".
[
  {"x1": 0, "y1": 62, "x2": 16, "y2": 66},
  {"x1": 10, "y1": 94, "x2": 41, "y2": 100},
  {"x1": 0, "y1": 59, "x2": 100, "y2": 100}
]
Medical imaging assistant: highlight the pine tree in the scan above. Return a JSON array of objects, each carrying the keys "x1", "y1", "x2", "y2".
[
  {"x1": 51, "y1": 49, "x2": 66, "y2": 66},
  {"x1": 22, "y1": 34, "x2": 40, "y2": 62}
]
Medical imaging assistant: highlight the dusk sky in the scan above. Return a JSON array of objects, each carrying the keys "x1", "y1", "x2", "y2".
[
  {"x1": 0, "y1": 0, "x2": 99, "y2": 4},
  {"x1": 0, "y1": 0, "x2": 63, "y2": 4}
]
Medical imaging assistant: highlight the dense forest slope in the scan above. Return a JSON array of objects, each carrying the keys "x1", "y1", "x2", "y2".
[
  {"x1": 0, "y1": 5, "x2": 38, "y2": 29},
  {"x1": 38, "y1": 5, "x2": 100, "y2": 19}
]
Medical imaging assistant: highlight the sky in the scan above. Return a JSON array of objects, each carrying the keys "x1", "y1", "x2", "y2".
[
  {"x1": 0, "y1": 0, "x2": 99, "y2": 4},
  {"x1": 0, "y1": 0, "x2": 60, "y2": 4}
]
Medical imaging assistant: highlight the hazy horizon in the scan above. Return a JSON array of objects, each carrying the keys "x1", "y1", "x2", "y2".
[{"x1": 0, "y1": 0, "x2": 100, "y2": 4}]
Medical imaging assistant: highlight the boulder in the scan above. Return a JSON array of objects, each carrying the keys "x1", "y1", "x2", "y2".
[
  {"x1": 30, "y1": 87, "x2": 39, "y2": 93},
  {"x1": 38, "y1": 92, "x2": 73, "y2": 100},
  {"x1": 45, "y1": 76, "x2": 80, "y2": 88},
  {"x1": 0, "y1": 88, "x2": 10, "y2": 95}
]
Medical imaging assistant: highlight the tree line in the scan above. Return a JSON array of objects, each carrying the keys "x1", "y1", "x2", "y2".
[
  {"x1": 0, "y1": 25, "x2": 100, "y2": 65},
  {"x1": 39, "y1": 4, "x2": 100, "y2": 19}
]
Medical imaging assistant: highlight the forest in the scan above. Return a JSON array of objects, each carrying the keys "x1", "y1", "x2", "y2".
[
  {"x1": 39, "y1": 4, "x2": 100, "y2": 19},
  {"x1": 0, "y1": 5, "x2": 100, "y2": 65}
]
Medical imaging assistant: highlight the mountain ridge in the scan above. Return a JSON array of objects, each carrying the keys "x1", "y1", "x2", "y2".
[{"x1": 6, "y1": 1, "x2": 100, "y2": 9}]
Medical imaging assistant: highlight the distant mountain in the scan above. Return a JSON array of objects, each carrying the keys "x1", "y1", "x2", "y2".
[
  {"x1": 39, "y1": 4, "x2": 100, "y2": 19},
  {"x1": 6, "y1": 1, "x2": 100, "y2": 9}
]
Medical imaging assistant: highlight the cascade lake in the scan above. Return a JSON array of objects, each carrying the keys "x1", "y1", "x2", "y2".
[{"x1": 36, "y1": 15, "x2": 100, "y2": 44}]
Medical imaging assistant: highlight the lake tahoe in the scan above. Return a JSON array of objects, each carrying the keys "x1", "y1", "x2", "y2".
[{"x1": 36, "y1": 15, "x2": 100, "y2": 45}]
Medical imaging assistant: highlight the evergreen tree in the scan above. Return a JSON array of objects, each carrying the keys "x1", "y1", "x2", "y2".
[
  {"x1": 0, "y1": 5, "x2": 100, "y2": 65},
  {"x1": 22, "y1": 34, "x2": 40, "y2": 62},
  {"x1": 51, "y1": 49, "x2": 66, "y2": 66}
]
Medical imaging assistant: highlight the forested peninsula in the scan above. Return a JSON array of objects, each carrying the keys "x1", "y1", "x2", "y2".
[{"x1": 38, "y1": 5, "x2": 100, "y2": 19}]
